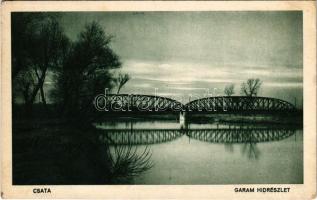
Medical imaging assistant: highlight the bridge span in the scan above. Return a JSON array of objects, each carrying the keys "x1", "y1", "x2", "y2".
[
  {"x1": 93, "y1": 94, "x2": 298, "y2": 129},
  {"x1": 94, "y1": 94, "x2": 296, "y2": 113}
]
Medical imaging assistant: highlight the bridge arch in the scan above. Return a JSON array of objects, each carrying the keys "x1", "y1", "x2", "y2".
[
  {"x1": 185, "y1": 96, "x2": 296, "y2": 113},
  {"x1": 95, "y1": 94, "x2": 184, "y2": 112}
]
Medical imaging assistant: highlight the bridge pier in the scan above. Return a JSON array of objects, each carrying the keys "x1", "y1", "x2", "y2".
[{"x1": 180, "y1": 111, "x2": 188, "y2": 130}]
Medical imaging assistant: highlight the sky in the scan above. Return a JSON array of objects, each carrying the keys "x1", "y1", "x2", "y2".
[{"x1": 58, "y1": 11, "x2": 303, "y2": 105}]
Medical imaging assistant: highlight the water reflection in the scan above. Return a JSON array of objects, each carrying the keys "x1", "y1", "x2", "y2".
[
  {"x1": 186, "y1": 128, "x2": 295, "y2": 144},
  {"x1": 96, "y1": 122, "x2": 301, "y2": 184},
  {"x1": 99, "y1": 128, "x2": 295, "y2": 145},
  {"x1": 105, "y1": 144, "x2": 153, "y2": 184},
  {"x1": 99, "y1": 129, "x2": 183, "y2": 145},
  {"x1": 241, "y1": 141, "x2": 261, "y2": 160}
]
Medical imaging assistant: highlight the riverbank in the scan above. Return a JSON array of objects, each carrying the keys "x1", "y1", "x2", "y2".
[
  {"x1": 94, "y1": 112, "x2": 303, "y2": 127},
  {"x1": 13, "y1": 118, "x2": 117, "y2": 185},
  {"x1": 13, "y1": 116, "x2": 154, "y2": 185},
  {"x1": 188, "y1": 113, "x2": 303, "y2": 127}
]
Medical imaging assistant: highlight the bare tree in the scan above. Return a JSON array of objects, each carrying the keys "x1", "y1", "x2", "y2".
[
  {"x1": 11, "y1": 13, "x2": 70, "y2": 115},
  {"x1": 240, "y1": 78, "x2": 262, "y2": 97},
  {"x1": 224, "y1": 84, "x2": 235, "y2": 96},
  {"x1": 12, "y1": 14, "x2": 69, "y2": 109},
  {"x1": 32, "y1": 18, "x2": 69, "y2": 106},
  {"x1": 116, "y1": 73, "x2": 130, "y2": 94}
]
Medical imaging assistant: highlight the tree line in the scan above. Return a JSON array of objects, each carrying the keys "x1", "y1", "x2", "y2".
[
  {"x1": 12, "y1": 13, "x2": 129, "y2": 118},
  {"x1": 224, "y1": 78, "x2": 262, "y2": 97}
]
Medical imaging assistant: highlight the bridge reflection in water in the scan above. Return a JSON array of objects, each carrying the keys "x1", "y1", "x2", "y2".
[
  {"x1": 187, "y1": 128, "x2": 295, "y2": 144},
  {"x1": 99, "y1": 129, "x2": 183, "y2": 145},
  {"x1": 98, "y1": 128, "x2": 296, "y2": 145}
]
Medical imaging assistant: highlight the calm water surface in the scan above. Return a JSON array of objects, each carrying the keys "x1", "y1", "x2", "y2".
[{"x1": 95, "y1": 119, "x2": 303, "y2": 184}]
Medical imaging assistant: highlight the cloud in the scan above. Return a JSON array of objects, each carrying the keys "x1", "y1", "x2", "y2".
[
  {"x1": 122, "y1": 59, "x2": 302, "y2": 85},
  {"x1": 58, "y1": 11, "x2": 303, "y2": 103},
  {"x1": 117, "y1": 59, "x2": 303, "y2": 102}
]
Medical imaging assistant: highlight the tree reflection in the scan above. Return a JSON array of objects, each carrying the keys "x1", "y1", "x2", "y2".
[
  {"x1": 241, "y1": 142, "x2": 261, "y2": 160},
  {"x1": 240, "y1": 128, "x2": 261, "y2": 160},
  {"x1": 105, "y1": 144, "x2": 153, "y2": 184},
  {"x1": 187, "y1": 127, "x2": 296, "y2": 160},
  {"x1": 224, "y1": 144, "x2": 234, "y2": 153}
]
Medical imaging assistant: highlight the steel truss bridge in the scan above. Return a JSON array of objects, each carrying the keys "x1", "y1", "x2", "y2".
[
  {"x1": 94, "y1": 94, "x2": 297, "y2": 114},
  {"x1": 98, "y1": 128, "x2": 296, "y2": 145}
]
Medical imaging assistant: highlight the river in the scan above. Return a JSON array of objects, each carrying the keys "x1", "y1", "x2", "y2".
[{"x1": 94, "y1": 119, "x2": 303, "y2": 184}]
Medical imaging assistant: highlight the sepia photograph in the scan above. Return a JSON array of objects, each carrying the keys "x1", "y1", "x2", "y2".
[
  {"x1": 1, "y1": 1, "x2": 316, "y2": 199},
  {"x1": 11, "y1": 10, "x2": 304, "y2": 185}
]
